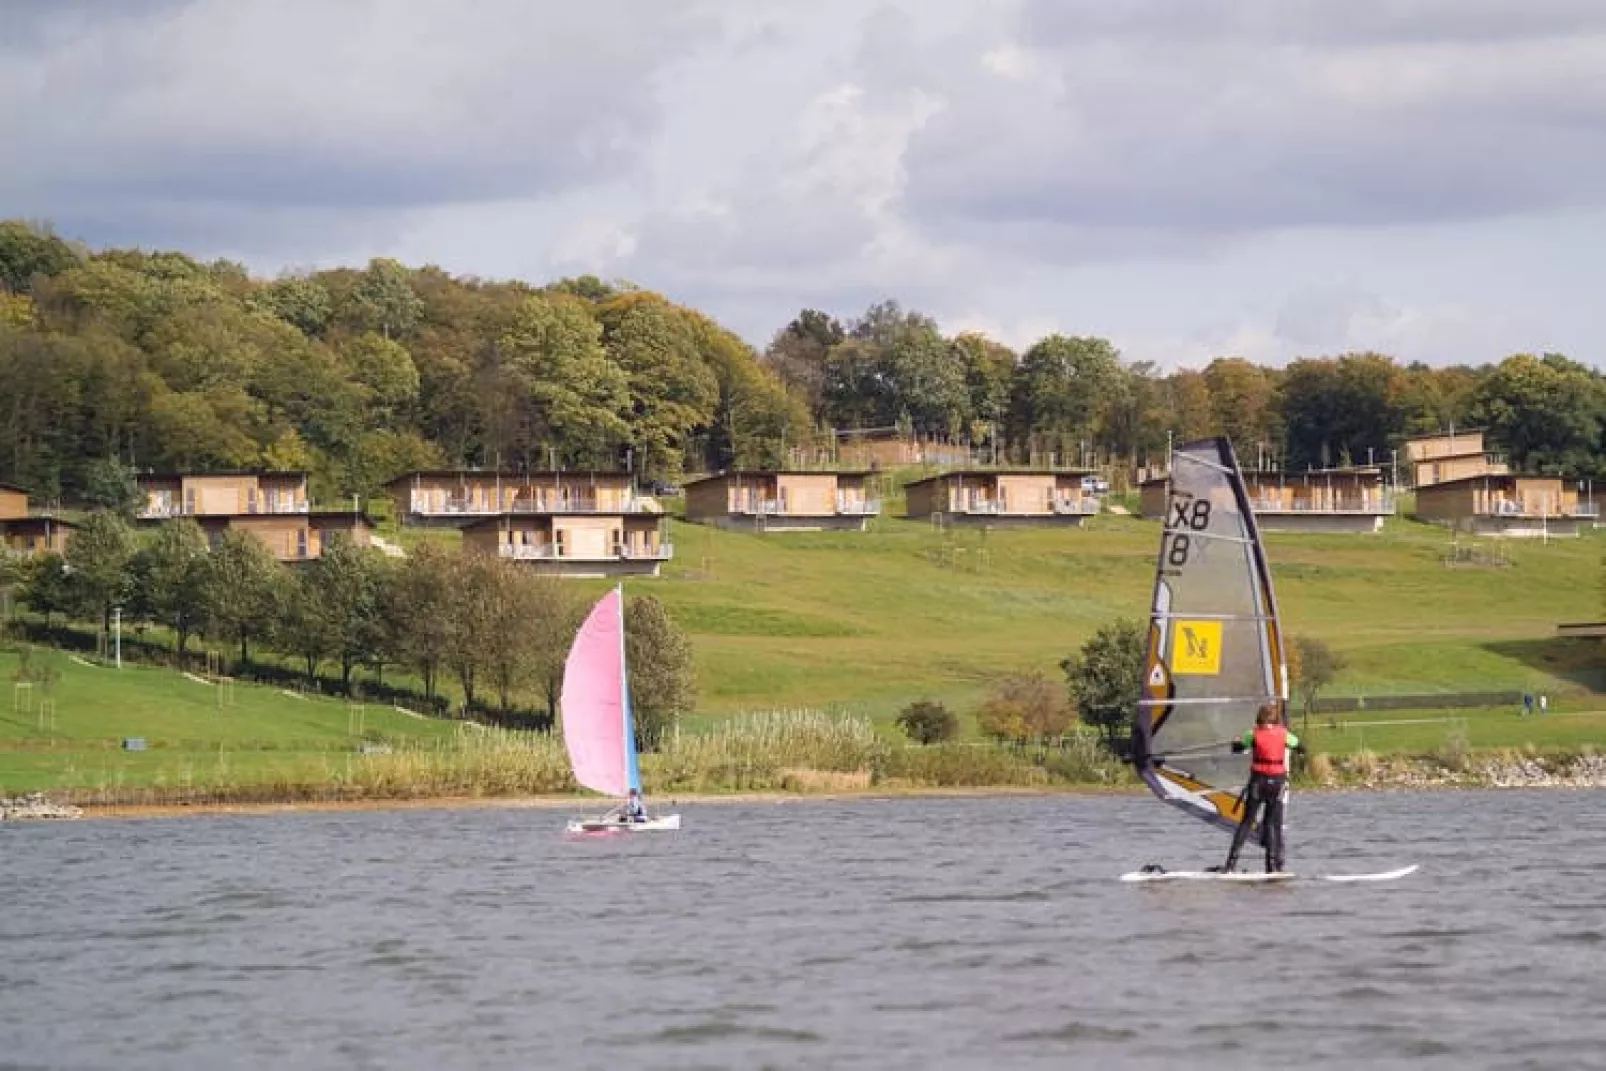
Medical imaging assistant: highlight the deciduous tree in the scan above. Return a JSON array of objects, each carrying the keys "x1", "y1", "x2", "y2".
[{"x1": 1062, "y1": 618, "x2": 1145, "y2": 753}]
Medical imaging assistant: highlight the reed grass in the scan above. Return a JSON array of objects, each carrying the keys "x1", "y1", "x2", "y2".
[{"x1": 54, "y1": 709, "x2": 1146, "y2": 805}]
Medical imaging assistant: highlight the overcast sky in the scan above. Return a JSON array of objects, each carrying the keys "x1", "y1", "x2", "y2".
[{"x1": 4, "y1": 0, "x2": 1604, "y2": 367}]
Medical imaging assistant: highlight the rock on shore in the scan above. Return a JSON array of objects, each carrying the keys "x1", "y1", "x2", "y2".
[
  {"x1": 1316, "y1": 752, "x2": 1606, "y2": 790},
  {"x1": 1, "y1": 793, "x2": 84, "y2": 821}
]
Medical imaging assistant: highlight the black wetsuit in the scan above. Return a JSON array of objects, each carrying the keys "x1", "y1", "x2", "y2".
[{"x1": 1225, "y1": 773, "x2": 1286, "y2": 873}]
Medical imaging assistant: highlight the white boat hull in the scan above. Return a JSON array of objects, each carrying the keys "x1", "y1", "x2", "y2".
[{"x1": 566, "y1": 813, "x2": 682, "y2": 834}]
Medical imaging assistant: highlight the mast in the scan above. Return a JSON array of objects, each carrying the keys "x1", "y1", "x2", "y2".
[{"x1": 616, "y1": 583, "x2": 642, "y2": 794}]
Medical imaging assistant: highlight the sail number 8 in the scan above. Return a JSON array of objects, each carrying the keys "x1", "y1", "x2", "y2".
[{"x1": 1165, "y1": 498, "x2": 1212, "y2": 566}]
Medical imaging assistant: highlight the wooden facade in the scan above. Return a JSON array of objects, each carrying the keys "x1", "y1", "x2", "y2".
[
  {"x1": 1, "y1": 515, "x2": 75, "y2": 556},
  {"x1": 195, "y1": 511, "x2": 375, "y2": 563},
  {"x1": 832, "y1": 430, "x2": 970, "y2": 470},
  {"x1": 1242, "y1": 470, "x2": 1394, "y2": 533},
  {"x1": 0, "y1": 484, "x2": 74, "y2": 555},
  {"x1": 905, "y1": 470, "x2": 1097, "y2": 527},
  {"x1": 460, "y1": 513, "x2": 671, "y2": 577},
  {"x1": 386, "y1": 470, "x2": 647, "y2": 527},
  {"x1": 138, "y1": 471, "x2": 309, "y2": 519},
  {"x1": 1143, "y1": 471, "x2": 1393, "y2": 533},
  {"x1": 682, "y1": 471, "x2": 880, "y2": 532},
  {"x1": 0, "y1": 483, "x2": 27, "y2": 521},
  {"x1": 1415, "y1": 474, "x2": 1597, "y2": 538},
  {"x1": 1403, "y1": 430, "x2": 1507, "y2": 488}
]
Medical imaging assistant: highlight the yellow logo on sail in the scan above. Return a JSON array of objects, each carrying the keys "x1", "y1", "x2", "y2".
[{"x1": 1171, "y1": 620, "x2": 1222, "y2": 675}]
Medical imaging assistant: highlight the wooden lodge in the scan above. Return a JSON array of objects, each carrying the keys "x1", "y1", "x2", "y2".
[
  {"x1": 1414, "y1": 473, "x2": 1598, "y2": 538},
  {"x1": 385, "y1": 469, "x2": 649, "y2": 527},
  {"x1": 0, "y1": 482, "x2": 74, "y2": 556},
  {"x1": 1403, "y1": 429, "x2": 1507, "y2": 488},
  {"x1": 831, "y1": 428, "x2": 971, "y2": 470},
  {"x1": 682, "y1": 471, "x2": 880, "y2": 532},
  {"x1": 137, "y1": 471, "x2": 310, "y2": 519},
  {"x1": 190, "y1": 511, "x2": 376, "y2": 563},
  {"x1": 460, "y1": 513, "x2": 672, "y2": 577},
  {"x1": 1140, "y1": 470, "x2": 1394, "y2": 533},
  {"x1": 134, "y1": 471, "x2": 370, "y2": 563},
  {"x1": 904, "y1": 470, "x2": 1098, "y2": 527}
]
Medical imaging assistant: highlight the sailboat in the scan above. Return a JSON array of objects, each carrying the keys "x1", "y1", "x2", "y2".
[
  {"x1": 1122, "y1": 438, "x2": 1416, "y2": 884},
  {"x1": 561, "y1": 585, "x2": 681, "y2": 834}
]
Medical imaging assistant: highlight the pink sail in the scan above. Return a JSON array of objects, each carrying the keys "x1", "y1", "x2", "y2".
[{"x1": 561, "y1": 588, "x2": 631, "y2": 798}]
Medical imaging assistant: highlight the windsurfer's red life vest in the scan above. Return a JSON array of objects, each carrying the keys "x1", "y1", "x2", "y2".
[{"x1": 1251, "y1": 724, "x2": 1289, "y2": 776}]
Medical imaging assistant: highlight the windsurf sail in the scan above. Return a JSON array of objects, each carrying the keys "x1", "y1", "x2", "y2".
[
  {"x1": 1131, "y1": 437, "x2": 1288, "y2": 834},
  {"x1": 560, "y1": 586, "x2": 642, "y2": 799}
]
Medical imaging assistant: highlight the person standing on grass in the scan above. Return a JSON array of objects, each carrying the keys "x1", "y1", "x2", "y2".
[{"x1": 1223, "y1": 703, "x2": 1303, "y2": 873}]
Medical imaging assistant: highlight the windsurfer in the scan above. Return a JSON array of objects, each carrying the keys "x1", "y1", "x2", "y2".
[{"x1": 1223, "y1": 704, "x2": 1302, "y2": 873}]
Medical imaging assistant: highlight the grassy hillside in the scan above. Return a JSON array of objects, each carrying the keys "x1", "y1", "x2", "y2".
[
  {"x1": 4, "y1": 503, "x2": 1604, "y2": 796},
  {"x1": 0, "y1": 649, "x2": 455, "y2": 792},
  {"x1": 628, "y1": 512, "x2": 1603, "y2": 723}
]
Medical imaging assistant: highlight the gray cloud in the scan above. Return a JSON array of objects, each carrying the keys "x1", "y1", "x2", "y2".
[
  {"x1": 894, "y1": 1, "x2": 1606, "y2": 242},
  {"x1": 1020, "y1": 0, "x2": 1606, "y2": 47},
  {"x1": 0, "y1": 0, "x2": 717, "y2": 223}
]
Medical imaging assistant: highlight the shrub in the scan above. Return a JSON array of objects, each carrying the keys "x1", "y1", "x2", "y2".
[{"x1": 895, "y1": 699, "x2": 959, "y2": 745}]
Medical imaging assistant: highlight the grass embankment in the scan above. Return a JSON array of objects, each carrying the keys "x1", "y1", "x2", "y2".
[
  {"x1": 5, "y1": 504, "x2": 1606, "y2": 801},
  {"x1": 0, "y1": 660, "x2": 1125, "y2": 803},
  {"x1": 641, "y1": 512, "x2": 1606, "y2": 752}
]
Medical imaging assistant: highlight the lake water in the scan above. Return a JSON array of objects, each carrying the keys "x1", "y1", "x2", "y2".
[{"x1": 1, "y1": 790, "x2": 1601, "y2": 1070}]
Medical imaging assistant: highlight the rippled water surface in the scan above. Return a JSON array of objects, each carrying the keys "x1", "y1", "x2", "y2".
[{"x1": 2, "y1": 791, "x2": 1602, "y2": 1069}]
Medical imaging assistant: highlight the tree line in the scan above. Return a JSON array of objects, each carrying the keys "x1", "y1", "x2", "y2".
[
  {"x1": 0, "y1": 514, "x2": 696, "y2": 746},
  {"x1": 766, "y1": 306, "x2": 1606, "y2": 478},
  {"x1": 6, "y1": 218, "x2": 1606, "y2": 514}
]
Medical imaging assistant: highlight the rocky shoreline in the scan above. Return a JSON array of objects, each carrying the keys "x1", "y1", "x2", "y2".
[
  {"x1": 2, "y1": 793, "x2": 85, "y2": 821},
  {"x1": 1314, "y1": 753, "x2": 1606, "y2": 790}
]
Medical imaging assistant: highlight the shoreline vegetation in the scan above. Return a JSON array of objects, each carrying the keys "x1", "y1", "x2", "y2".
[{"x1": 9, "y1": 722, "x2": 1606, "y2": 822}]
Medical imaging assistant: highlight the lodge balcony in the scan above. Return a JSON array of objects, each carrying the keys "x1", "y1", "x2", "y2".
[
  {"x1": 496, "y1": 543, "x2": 674, "y2": 561},
  {"x1": 413, "y1": 496, "x2": 653, "y2": 517},
  {"x1": 729, "y1": 498, "x2": 882, "y2": 517},
  {"x1": 1248, "y1": 493, "x2": 1397, "y2": 515}
]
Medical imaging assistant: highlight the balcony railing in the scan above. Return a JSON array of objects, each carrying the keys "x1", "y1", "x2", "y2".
[
  {"x1": 1249, "y1": 493, "x2": 1397, "y2": 514},
  {"x1": 1051, "y1": 498, "x2": 1100, "y2": 515},
  {"x1": 498, "y1": 544, "x2": 560, "y2": 560},
  {"x1": 620, "y1": 543, "x2": 674, "y2": 561},
  {"x1": 497, "y1": 542, "x2": 674, "y2": 562},
  {"x1": 1486, "y1": 500, "x2": 1599, "y2": 519},
  {"x1": 140, "y1": 502, "x2": 310, "y2": 519},
  {"x1": 412, "y1": 497, "x2": 651, "y2": 516},
  {"x1": 834, "y1": 498, "x2": 883, "y2": 516}
]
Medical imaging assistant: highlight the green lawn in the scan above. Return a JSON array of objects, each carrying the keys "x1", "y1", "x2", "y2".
[
  {"x1": 1298, "y1": 704, "x2": 1606, "y2": 756},
  {"x1": 640, "y1": 512, "x2": 1604, "y2": 722},
  {"x1": 0, "y1": 649, "x2": 455, "y2": 792},
  {"x1": 5, "y1": 504, "x2": 1604, "y2": 795}
]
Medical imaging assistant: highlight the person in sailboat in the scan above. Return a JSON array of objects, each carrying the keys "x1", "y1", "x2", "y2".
[
  {"x1": 622, "y1": 787, "x2": 648, "y2": 823},
  {"x1": 1223, "y1": 703, "x2": 1303, "y2": 873}
]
